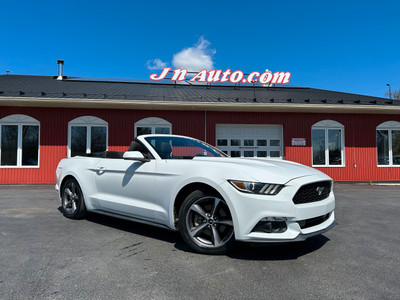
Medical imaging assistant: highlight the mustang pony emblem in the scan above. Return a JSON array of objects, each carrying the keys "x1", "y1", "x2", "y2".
[{"x1": 316, "y1": 186, "x2": 325, "y2": 196}]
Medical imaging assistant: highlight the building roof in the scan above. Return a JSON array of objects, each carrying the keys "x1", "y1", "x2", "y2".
[{"x1": 0, "y1": 74, "x2": 399, "y2": 114}]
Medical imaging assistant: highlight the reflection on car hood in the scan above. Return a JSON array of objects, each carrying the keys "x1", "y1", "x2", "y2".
[{"x1": 192, "y1": 157, "x2": 329, "y2": 183}]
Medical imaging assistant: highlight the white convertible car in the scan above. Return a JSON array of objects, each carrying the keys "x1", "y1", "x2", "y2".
[{"x1": 56, "y1": 134, "x2": 335, "y2": 254}]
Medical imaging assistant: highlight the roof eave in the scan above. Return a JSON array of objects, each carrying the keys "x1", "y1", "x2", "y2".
[{"x1": 1, "y1": 96, "x2": 399, "y2": 114}]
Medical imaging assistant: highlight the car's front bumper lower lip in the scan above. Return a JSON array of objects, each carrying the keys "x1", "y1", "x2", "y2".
[
  {"x1": 292, "y1": 219, "x2": 337, "y2": 241},
  {"x1": 235, "y1": 211, "x2": 336, "y2": 242},
  {"x1": 243, "y1": 218, "x2": 337, "y2": 243}
]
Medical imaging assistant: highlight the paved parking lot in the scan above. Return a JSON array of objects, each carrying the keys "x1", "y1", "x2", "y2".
[{"x1": 0, "y1": 184, "x2": 399, "y2": 299}]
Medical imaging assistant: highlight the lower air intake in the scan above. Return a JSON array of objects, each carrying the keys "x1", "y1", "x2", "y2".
[{"x1": 297, "y1": 213, "x2": 331, "y2": 229}]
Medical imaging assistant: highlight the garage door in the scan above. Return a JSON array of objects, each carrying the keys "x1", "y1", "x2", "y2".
[{"x1": 216, "y1": 125, "x2": 283, "y2": 158}]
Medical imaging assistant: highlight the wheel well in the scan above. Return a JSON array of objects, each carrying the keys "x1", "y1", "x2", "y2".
[
  {"x1": 59, "y1": 175, "x2": 77, "y2": 197},
  {"x1": 174, "y1": 182, "x2": 222, "y2": 227}
]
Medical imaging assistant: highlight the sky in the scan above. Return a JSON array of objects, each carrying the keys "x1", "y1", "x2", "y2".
[{"x1": 1, "y1": 0, "x2": 399, "y2": 98}]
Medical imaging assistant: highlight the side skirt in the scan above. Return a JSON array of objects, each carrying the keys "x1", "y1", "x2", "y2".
[{"x1": 89, "y1": 209, "x2": 177, "y2": 231}]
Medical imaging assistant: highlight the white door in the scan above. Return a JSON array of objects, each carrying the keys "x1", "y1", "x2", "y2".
[
  {"x1": 94, "y1": 158, "x2": 158, "y2": 220},
  {"x1": 216, "y1": 125, "x2": 283, "y2": 158}
]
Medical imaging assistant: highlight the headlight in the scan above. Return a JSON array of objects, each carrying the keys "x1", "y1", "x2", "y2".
[{"x1": 228, "y1": 180, "x2": 284, "y2": 195}]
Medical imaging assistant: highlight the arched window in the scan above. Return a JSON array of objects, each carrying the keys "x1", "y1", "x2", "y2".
[
  {"x1": 134, "y1": 117, "x2": 172, "y2": 137},
  {"x1": 311, "y1": 120, "x2": 345, "y2": 167},
  {"x1": 68, "y1": 116, "x2": 108, "y2": 157},
  {"x1": 0, "y1": 114, "x2": 40, "y2": 167},
  {"x1": 376, "y1": 121, "x2": 400, "y2": 166}
]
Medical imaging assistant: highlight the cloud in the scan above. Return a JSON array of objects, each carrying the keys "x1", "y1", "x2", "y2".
[
  {"x1": 146, "y1": 58, "x2": 167, "y2": 70},
  {"x1": 172, "y1": 36, "x2": 215, "y2": 72}
]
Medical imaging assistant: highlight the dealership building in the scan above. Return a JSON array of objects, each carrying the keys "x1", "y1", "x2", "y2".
[{"x1": 0, "y1": 67, "x2": 400, "y2": 184}]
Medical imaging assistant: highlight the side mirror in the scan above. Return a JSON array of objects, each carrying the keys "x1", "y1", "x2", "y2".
[{"x1": 123, "y1": 151, "x2": 150, "y2": 162}]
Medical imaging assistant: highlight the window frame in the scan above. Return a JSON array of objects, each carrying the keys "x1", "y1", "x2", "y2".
[
  {"x1": 68, "y1": 116, "x2": 108, "y2": 157},
  {"x1": 376, "y1": 121, "x2": 400, "y2": 167},
  {"x1": 134, "y1": 117, "x2": 172, "y2": 137},
  {"x1": 0, "y1": 114, "x2": 40, "y2": 168},
  {"x1": 311, "y1": 120, "x2": 345, "y2": 167}
]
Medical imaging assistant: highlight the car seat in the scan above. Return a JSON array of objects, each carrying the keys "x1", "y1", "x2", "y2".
[{"x1": 157, "y1": 142, "x2": 172, "y2": 159}]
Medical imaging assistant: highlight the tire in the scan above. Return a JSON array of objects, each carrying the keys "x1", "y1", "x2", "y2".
[
  {"x1": 61, "y1": 178, "x2": 87, "y2": 219},
  {"x1": 178, "y1": 189, "x2": 235, "y2": 254}
]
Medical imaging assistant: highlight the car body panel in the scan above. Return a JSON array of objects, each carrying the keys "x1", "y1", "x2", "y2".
[{"x1": 92, "y1": 158, "x2": 159, "y2": 220}]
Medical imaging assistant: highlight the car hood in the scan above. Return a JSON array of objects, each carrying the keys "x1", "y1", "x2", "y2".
[{"x1": 192, "y1": 157, "x2": 330, "y2": 184}]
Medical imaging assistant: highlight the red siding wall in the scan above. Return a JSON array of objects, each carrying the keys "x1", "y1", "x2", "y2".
[{"x1": 1, "y1": 107, "x2": 400, "y2": 183}]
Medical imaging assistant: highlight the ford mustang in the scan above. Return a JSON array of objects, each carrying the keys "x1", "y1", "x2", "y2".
[{"x1": 55, "y1": 134, "x2": 335, "y2": 254}]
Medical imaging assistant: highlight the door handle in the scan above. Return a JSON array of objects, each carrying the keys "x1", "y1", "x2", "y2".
[{"x1": 96, "y1": 167, "x2": 106, "y2": 174}]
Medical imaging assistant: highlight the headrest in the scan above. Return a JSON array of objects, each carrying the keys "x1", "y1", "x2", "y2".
[{"x1": 160, "y1": 142, "x2": 172, "y2": 154}]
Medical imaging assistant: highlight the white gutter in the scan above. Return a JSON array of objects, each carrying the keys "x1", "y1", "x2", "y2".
[{"x1": 0, "y1": 96, "x2": 399, "y2": 114}]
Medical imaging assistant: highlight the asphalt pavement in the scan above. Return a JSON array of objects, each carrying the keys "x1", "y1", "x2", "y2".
[{"x1": 0, "y1": 184, "x2": 399, "y2": 299}]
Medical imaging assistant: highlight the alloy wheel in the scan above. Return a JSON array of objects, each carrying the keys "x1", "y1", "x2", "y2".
[
  {"x1": 62, "y1": 181, "x2": 80, "y2": 215},
  {"x1": 185, "y1": 196, "x2": 234, "y2": 248}
]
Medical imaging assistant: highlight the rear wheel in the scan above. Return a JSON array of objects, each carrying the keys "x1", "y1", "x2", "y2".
[
  {"x1": 61, "y1": 178, "x2": 86, "y2": 219},
  {"x1": 178, "y1": 190, "x2": 235, "y2": 254}
]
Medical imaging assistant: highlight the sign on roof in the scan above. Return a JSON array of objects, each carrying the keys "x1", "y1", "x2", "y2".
[{"x1": 150, "y1": 68, "x2": 291, "y2": 85}]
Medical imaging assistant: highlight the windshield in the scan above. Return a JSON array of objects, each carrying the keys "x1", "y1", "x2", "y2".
[{"x1": 144, "y1": 136, "x2": 227, "y2": 159}]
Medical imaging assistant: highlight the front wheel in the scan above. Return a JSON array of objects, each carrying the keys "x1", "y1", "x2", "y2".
[
  {"x1": 178, "y1": 190, "x2": 235, "y2": 254},
  {"x1": 61, "y1": 178, "x2": 87, "y2": 219}
]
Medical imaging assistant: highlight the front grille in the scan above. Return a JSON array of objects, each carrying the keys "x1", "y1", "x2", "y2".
[
  {"x1": 292, "y1": 181, "x2": 332, "y2": 204},
  {"x1": 297, "y1": 213, "x2": 331, "y2": 229}
]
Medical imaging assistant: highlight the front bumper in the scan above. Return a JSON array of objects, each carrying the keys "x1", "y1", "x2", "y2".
[{"x1": 219, "y1": 175, "x2": 336, "y2": 242}]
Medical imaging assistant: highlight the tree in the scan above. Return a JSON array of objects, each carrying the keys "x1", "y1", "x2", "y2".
[{"x1": 385, "y1": 88, "x2": 400, "y2": 100}]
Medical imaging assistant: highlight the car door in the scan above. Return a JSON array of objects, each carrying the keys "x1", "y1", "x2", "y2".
[{"x1": 93, "y1": 157, "x2": 158, "y2": 220}]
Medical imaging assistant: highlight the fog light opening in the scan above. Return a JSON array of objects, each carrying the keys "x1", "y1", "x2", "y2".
[{"x1": 252, "y1": 217, "x2": 288, "y2": 233}]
